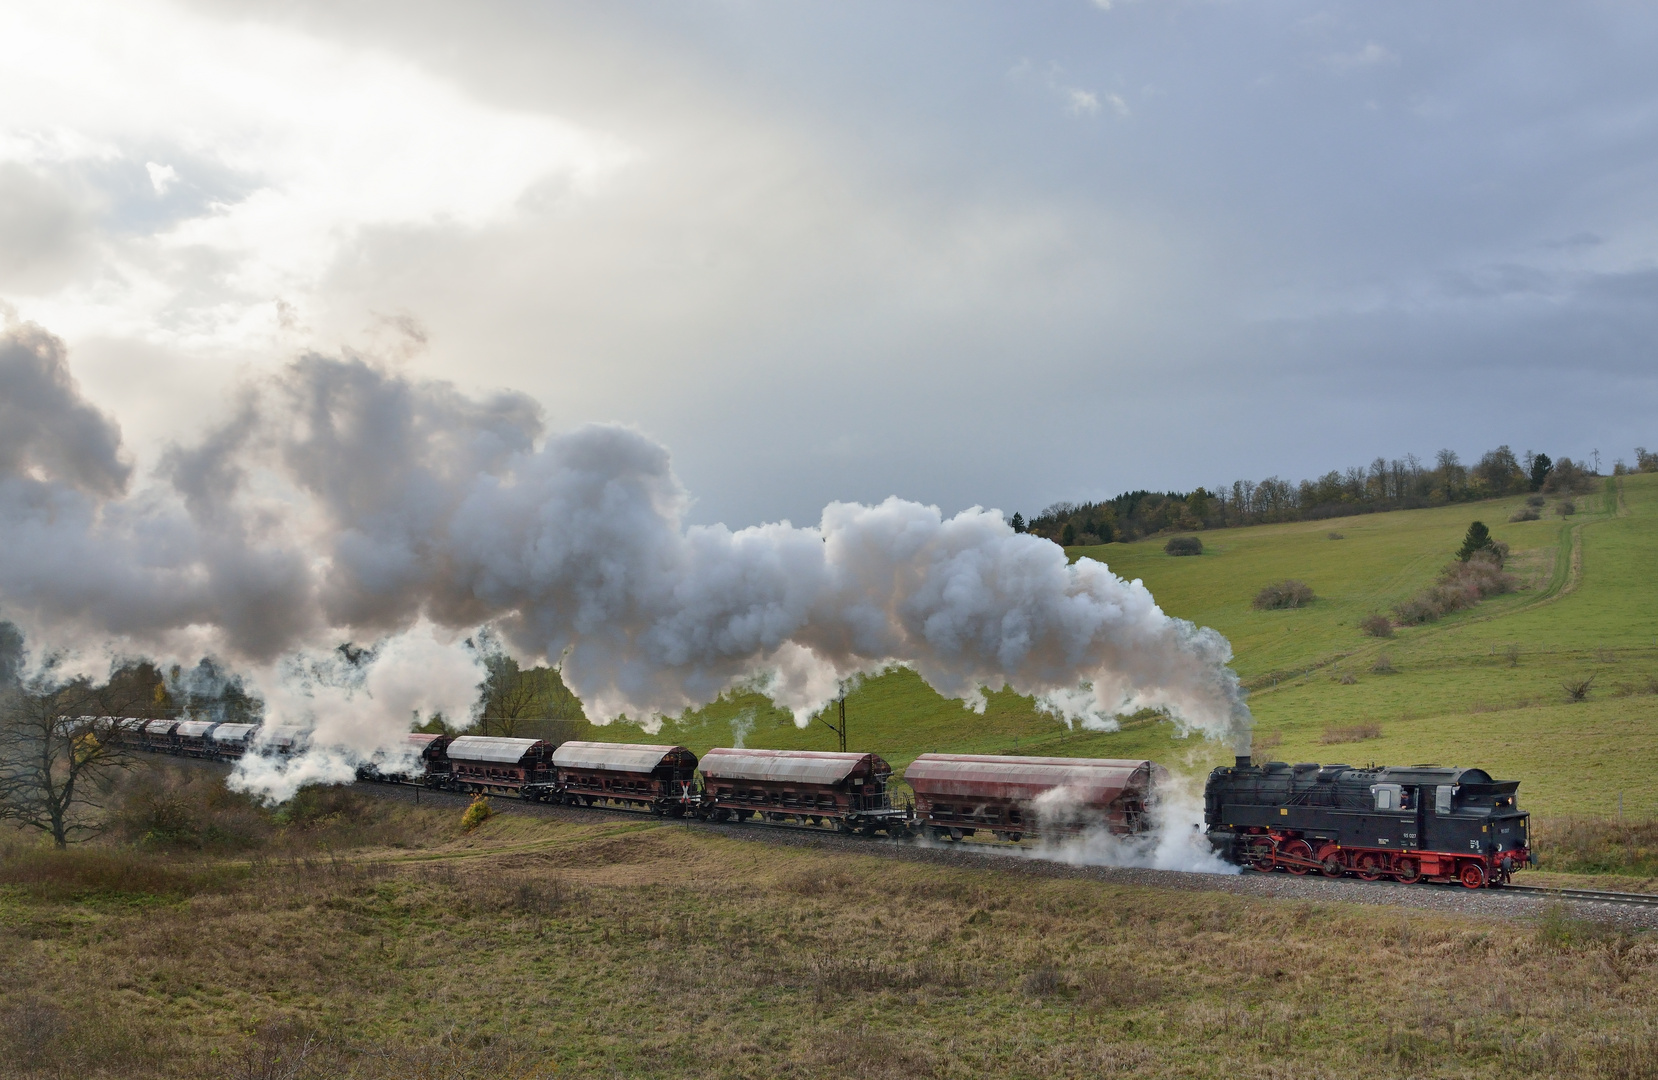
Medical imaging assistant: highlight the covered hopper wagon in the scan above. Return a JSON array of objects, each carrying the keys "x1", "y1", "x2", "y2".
[
  {"x1": 698, "y1": 748, "x2": 911, "y2": 836},
  {"x1": 543, "y1": 741, "x2": 700, "y2": 814},
  {"x1": 904, "y1": 753, "x2": 1163, "y2": 842},
  {"x1": 357, "y1": 732, "x2": 452, "y2": 784},
  {"x1": 441, "y1": 736, "x2": 556, "y2": 795}
]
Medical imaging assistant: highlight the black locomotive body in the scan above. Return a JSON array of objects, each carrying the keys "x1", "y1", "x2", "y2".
[{"x1": 1205, "y1": 756, "x2": 1532, "y2": 888}]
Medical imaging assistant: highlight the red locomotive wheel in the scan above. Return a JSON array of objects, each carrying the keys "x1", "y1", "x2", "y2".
[
  {"x1": 1458, "y1": 861, "x2": 1487, "y2": 889},
  {"x1": 1280, "y1": 839, "x2": 1315, "y2": 876},
  {"x1": 1356, "y1": 854, "x2": 1383, "y2": 881},
  {"x1": 1395, "y1": 858, "x2": 1420, "y2": 884}
]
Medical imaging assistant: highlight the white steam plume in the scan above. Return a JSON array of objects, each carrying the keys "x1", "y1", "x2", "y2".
[
  {"x1": 1017, "y1": 775, "x2": 1238, "y2": 875},
  {"x1": 0, "y1": 319, "x2": 1251, "y2": 799}
]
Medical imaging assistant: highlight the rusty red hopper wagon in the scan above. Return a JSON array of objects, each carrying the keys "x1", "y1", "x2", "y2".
[{"x1": 904, "y1": 753, "x2": 1163, "y2": 842}]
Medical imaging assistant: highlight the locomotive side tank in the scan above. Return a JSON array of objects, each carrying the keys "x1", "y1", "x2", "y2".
[
  {"x1": 1205, "y1": 756, "x2": 1532, "y2": 887},
  {"x1": 697, "y1": 748, "x2": 909, "y2": 835},
  {"x1": 904, "y1": 754, "x2": 1161, "y2": 842},
  {"x1": 547, "y1": 741, "x2": 699, "y2": 814}
]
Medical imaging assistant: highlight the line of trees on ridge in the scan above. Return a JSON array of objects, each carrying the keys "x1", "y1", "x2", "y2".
[{"x1": 1015, "y1": 445, "x2": 1653, "y2": 546}]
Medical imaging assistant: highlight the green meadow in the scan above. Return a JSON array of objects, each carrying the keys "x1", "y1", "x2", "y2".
[{"x1": 595, "y1": 474, "x2": 1658, "y2": 820}]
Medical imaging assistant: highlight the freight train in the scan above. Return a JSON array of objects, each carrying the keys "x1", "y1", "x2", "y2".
[
  {"x1": 106, "y1": 719, "x2": 1159, "y2": 844},
  {"x1": 102, "y1": 717, "x2": 1532, "y2": 887},
  {"x1": 1204, "y1": 753, "x2": 1534, "y2": 888}
]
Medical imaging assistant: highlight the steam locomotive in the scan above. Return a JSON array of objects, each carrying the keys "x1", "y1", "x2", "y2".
[{"x1": 1204, "y1": 754, "x2": 1533, "y2": 888}]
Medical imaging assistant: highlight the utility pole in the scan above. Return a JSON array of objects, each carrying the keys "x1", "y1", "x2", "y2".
[{"x1": 816, "y1": 695, "x2": 847, "y2": 753}]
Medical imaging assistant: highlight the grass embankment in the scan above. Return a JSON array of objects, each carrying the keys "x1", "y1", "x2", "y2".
[
  {"x1": 2, "y1": 794, "x2": 1655, "y2": 1080},
  {"x1": 582, "y1": 475, "x2": 1658, "y2": 872}
]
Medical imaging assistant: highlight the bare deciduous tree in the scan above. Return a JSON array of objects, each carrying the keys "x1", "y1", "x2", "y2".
[{"x1": 0, "y1": 675, "x2": 150, "y2": 847}]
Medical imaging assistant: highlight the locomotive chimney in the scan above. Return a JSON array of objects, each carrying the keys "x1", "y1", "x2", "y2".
[{"x1": 1235, "y1": 755, "x2": 1252, "y2": 770}]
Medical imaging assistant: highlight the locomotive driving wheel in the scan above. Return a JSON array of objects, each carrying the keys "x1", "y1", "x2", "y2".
[
  {"x1": 1243, "y1": 836, "x2": 1276, "y2": 872},
  {"x1": 1394, "y1": 858, "x2": 1420, "y2": 884},
  {"x1": 1356, "y1": 853, "x2": 1384, "y2": 881},
  {"x1": 1458, "y1": 861, "x2": 1487, "y2": 889},
  {"x1": 1280, "y1": 839, "x2": 1315, "y2": 876}
]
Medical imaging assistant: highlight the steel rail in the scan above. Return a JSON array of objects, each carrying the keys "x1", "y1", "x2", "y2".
[{"x1": 1501, "y1": 884, "x2": 1658, "y2": 908}]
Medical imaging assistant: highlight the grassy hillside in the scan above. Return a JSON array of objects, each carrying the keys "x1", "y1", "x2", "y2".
[{"x1": 587, "y1": 474, "x2": 1658, "y2": 819}]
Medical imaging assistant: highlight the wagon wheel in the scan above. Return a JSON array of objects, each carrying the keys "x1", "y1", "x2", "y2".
[
  {"x1": 1394, "y1": 858, "x2": 1420, "y2": 884},
  {"x1": 1458, "y1": 862, "x2": 1487, "y2": 890},
  {"x1": 1356, "y1": 853, "x2": 1383, "y2": 882},
  {"x1": 1243, "y1": 836, "x2": 1276, "y2": 872},
  {"x1": 1008, "y1": 832, "x2": 1023, "y2": 844},
  {"x1": 1280, "y1": 839, "x2": 1314, "y2": 876}
]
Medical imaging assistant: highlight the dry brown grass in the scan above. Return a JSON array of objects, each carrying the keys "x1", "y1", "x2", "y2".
[
  {"x1": 1534, "y1": 816, "x2": 1658, "y2": 877},
  {"x1": 1, "y1": 793, "x2": 1656, "y2": 1079},
  {"x1": 105, "y1": 765, "x2": 461, "y2": 854}
]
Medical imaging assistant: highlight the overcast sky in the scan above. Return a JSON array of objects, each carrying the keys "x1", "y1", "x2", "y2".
[{"x1": 3, "y1": 0, "x2": 1655, "y2": 528}]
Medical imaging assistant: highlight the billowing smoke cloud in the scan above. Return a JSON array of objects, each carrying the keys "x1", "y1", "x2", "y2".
[
  {"x1": 1018, "y1": 775, "x2": 1238, "y2": 875},
  {"x1": 236, "y1": 622, "x2": 484, "y2": 800},
  {"x1": 0, "y1": 318, "x2": 1250, "y2": 799}
]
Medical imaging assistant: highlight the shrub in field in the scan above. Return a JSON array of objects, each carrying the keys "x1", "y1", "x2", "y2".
[
  {"x1": 461, "y1": 794, "x2": 495, "y2": 831},
  {"x1": 1557, "y1": 499, "x2": 1576, "y2": 516},
  {"x1": 1509, "y1": 506, "x2": 1540, "y2": 522},
  {"x1": 1392, "y1": 554, "x2": 1517, "y2": 625},
  {"x1": 1253, "y1": 579, "x2": 1315, "y2": 609},
  {"x1": 1371, "y1": 652, "x2": 1395, "y2": 674},
  {"x1": 1359, "y1": 613, "x2": 1394, "y2": 637},
  {"x1": 1562, "y1": 677, "x2": 1595, "y2": 703},
  {"x1": 1164, "y1": 536, "x2": 1203, "y2": 556},
  {"x1": 1327, "y1": 531, "x2": 1344, "y2": 540},
  {"x1": 1320, "y1": 723, "x2": 1381, "y2": 744},
  {"x1": 1527, "y1": 493, "x2": 1547, "y2": 508}
]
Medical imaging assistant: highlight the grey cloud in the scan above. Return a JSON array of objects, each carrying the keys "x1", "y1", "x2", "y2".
[
  {"x1": 0, "y1": 164, "x2": 97, "y2": 294},
  {"x1": 27, "y1": 1, "x2": 1658, "y2": 529},
  {"x1": 0, "y1": 323, "x2": 130, "y2": 496}
]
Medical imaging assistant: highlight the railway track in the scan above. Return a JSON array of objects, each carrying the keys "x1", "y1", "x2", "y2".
[{"x1": 1501, "y1": 884, "x2": 1658, "y2": 908}]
